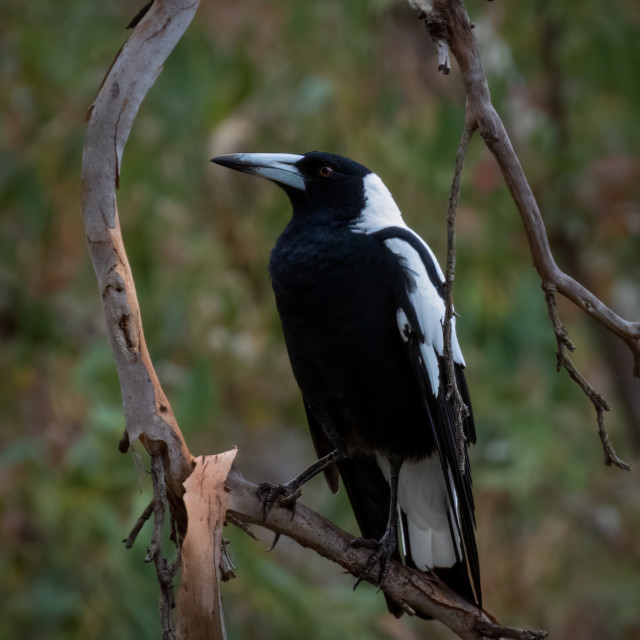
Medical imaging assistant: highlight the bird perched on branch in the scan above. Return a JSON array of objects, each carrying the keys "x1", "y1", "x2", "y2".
[{"x1": 211, "y1": 151, "x2": 481, "y2": 615}]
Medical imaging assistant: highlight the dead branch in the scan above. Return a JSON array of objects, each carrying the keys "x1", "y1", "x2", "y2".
[
  {"x1": 226, "y1": 469, "x2": 547, "y2": 640},
  {"x1": 147, "y1": 455, "x2": 179, "y2": 640},
  {"x1": 80, "y1": 0, "x2": 199, "y2": 636},
  {"x1": 123, "y1": 498, "x2": 154, "y2": 548},
  {"x1": 176, "y1": 452, "x2": 237, "y2": 640},
  {"x1": 418, "y1": 0, "x2": 638, "y2": 469},
  {"x1": 81, "y1": 0, "x2": 198, "y2": 531},
  {"x1": 542, "y1": 286, "x2": 631, "y2": 469},
  {"x1": 443, "y1": 118, "x2": 477, "y2": 472}
]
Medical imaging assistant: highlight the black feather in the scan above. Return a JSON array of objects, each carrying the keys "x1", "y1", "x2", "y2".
[{"x1": 211, "y1": 151, "x2": 482, "y2": 616}]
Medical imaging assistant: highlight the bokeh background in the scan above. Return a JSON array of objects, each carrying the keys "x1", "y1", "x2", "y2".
[{"x1": 2, "y1": 0, "x2": 640, "y2": 638}]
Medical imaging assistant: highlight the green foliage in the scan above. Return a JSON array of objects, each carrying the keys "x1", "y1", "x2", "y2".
[{"x1": 1, "y1": 0, "x2": 639, "y2": 638}]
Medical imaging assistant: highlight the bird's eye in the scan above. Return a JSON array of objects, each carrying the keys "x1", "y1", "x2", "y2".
[{"x1": 317, "y1": 165, "x2": 334, "y2": 178}]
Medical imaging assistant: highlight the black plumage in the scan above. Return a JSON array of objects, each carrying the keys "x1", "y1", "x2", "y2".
[{"x1": 211, "y1": 151, "x2": 481, "y2": 614}]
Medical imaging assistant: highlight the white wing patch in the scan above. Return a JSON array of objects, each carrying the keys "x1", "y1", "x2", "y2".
[
  {"x1": 352, "y1": 172, "x2": 465, "y2": 397},
  {"x1": 385, "y1": 235, "x2": 465, "y2": 396}
]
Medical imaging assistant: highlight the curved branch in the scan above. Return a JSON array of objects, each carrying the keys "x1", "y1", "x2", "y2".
[
  {"x1": 419, "y1": 0, "x2": 638, "y2": 468},
  {"x1": 80, "y1": 0, "x2": 198, "y2": 529},
  {"x1": 226, "y1": 469, "x2": 547, "y2": 640}
]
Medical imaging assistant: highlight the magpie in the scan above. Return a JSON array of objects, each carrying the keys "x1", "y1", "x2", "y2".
[{"x1": 211, "y1": 151, "x2": 481, "y2": 615}]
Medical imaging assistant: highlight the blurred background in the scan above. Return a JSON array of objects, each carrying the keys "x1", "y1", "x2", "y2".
[{"x1": 2, "y1": 0, "x2": 640, "y2": 638}]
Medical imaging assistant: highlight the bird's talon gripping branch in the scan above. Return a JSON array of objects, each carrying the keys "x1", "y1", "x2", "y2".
[
  {"x1": 257, "y1": 481, "x2": 301, "y2": 520},
  {"x1": 350, "y1": 530, "x2": 397, "y2": 590}
]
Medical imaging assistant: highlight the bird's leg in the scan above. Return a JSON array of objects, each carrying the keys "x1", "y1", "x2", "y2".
[
  {"x1": 351, "y1": 458, "x2": 402, "y2": 590},
  {"x1": 257, "y1": 449, "x2": 347, "y2": 518}
]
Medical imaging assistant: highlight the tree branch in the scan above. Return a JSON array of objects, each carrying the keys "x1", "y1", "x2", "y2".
[
  {"x1": 542, "y1": 286, "x2": 630, "y2": 470},
  {"x1": 81, "y1": 0, "x2": 198, "y2": 533},
  {"x1": 418, "y1": 0, "x2": 637, "y2": 469},
  {"x1": 147, "y1": 455, "x2": 179, "y2": 640},
  {"x1": 80, "y1": 0, "x2": 201, "y2": 635},
  {"x1": 177, "y1": 452, "x2": 237, "y2": 640},
  {"x1": 226, "y1": 469, "x2": 547, "y2": 640},
  {"x1": 443, "y1": 117, "x2": 477, "y2": 472}
]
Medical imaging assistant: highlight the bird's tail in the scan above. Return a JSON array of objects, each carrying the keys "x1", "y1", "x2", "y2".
[{"x1": 395, "y1": 454, "x2": 481, "y2": 609}]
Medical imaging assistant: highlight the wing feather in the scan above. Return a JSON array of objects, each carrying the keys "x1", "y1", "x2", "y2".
[{"x1": 370, "y1": 225, "x2": 481, "y2": 606}]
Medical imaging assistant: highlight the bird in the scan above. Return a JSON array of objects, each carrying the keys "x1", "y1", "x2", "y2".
[{"x1": 211, "y1": 151, "x2": 481, "y2": 616}]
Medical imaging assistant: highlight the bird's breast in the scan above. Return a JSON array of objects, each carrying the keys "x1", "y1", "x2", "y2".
[
  {"x1": 269, "y1": 226, "x2": 397, "y2": 332},
  {"x1": 268, "y1": 225, "x2": 433, "y2": 458},
  {"x1": 269, "y1": 225, "x2": 359, "y2": 295}
]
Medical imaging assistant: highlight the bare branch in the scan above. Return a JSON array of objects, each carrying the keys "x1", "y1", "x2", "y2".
[
  {"x1": 80, "y1": 0, "x2": 202, "y2": 634},
  {"x1": 81, "y1": 0, "x2": 198, "y2": 531},
  {"x1": 177, "y1": 452, "x2": 237, "y2": 640},
  {"x1": 542, "y1": 286, "x2": 631, "y2": 470},
  {"x1": 147, "y1": 455, "x2": 179, "y2": 640},
  {"x1": 123, "y1": 498, "x2": 154, "y2": 548},
  {"x1": 226, "y1": 469, "x2": 547, "y2": 640},
  {"x1": 443, "y1": 118, "x2": 477, "y2": 472},
  {"x1": 419, "y1": 0, "x2": 639, "y2": 465}
]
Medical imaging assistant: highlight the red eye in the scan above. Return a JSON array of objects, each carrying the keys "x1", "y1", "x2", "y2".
[{"x1": 318, "y1": 165, "x2": 334, "y2": 178}]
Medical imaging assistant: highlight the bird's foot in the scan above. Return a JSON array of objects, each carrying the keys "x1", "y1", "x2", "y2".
[
  {"x1": 256, "y1": 481, "x2": 302, "y2": 520},
  {"x1": 350, "y1": 528, "x2": 397, "y2": 591}
]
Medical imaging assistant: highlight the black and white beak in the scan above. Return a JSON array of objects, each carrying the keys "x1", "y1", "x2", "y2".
[{"x1": 211, "y1": 153, "x2": 306, "y2": 191}]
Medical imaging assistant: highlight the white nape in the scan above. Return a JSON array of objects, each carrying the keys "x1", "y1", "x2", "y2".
[{"x1": 353, "y1": 173, "x2": 406, "y2": 233}]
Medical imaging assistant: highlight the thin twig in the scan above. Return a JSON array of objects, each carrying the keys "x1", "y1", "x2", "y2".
[
  {"x1": 219, "y1": 539, "x2": 236, "y2": 582},
  {"x1": 123, "y1": 498, "x2": 154, "y2": 548},
  {"x1": 421, "y1": 7, "x2": 452, "y2": 74},
  {"x1": 443, "y1": 118, "x2": 477, "y2": 473},
  {"x1": 226, "y1": 512, "x2": 259, "y2": 540},
  {"x1": 543, "y1": 285, "x2": 631, "y2": 471}
]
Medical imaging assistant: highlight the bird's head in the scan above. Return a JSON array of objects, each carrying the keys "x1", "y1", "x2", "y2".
[{"x1": 211, "y1": 151, "x2": 403, "y2": 228}]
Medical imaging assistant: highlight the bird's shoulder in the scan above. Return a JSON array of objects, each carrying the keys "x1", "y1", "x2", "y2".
[{"x1": 269, "y1": 219, "x2": 404, "y2": 286}]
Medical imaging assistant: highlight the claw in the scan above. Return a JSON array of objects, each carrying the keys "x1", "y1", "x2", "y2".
[
  {"x1": 266, "y1": 532, "x2": 281, "y2": 552},
  {"x1": 350, "y1": 529, "x2": 397, "y2": 591},
  {"x1": 278, "y1": 486, "x2": 302, "y2": 507},
  {"x1": 256, "y1": 481, "x2": 301, "y2": 520}
]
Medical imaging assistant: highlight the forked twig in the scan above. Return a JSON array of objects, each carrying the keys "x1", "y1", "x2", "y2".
[{"x1": 543, "y1": 285, "x2": 631, "y2": 470}]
